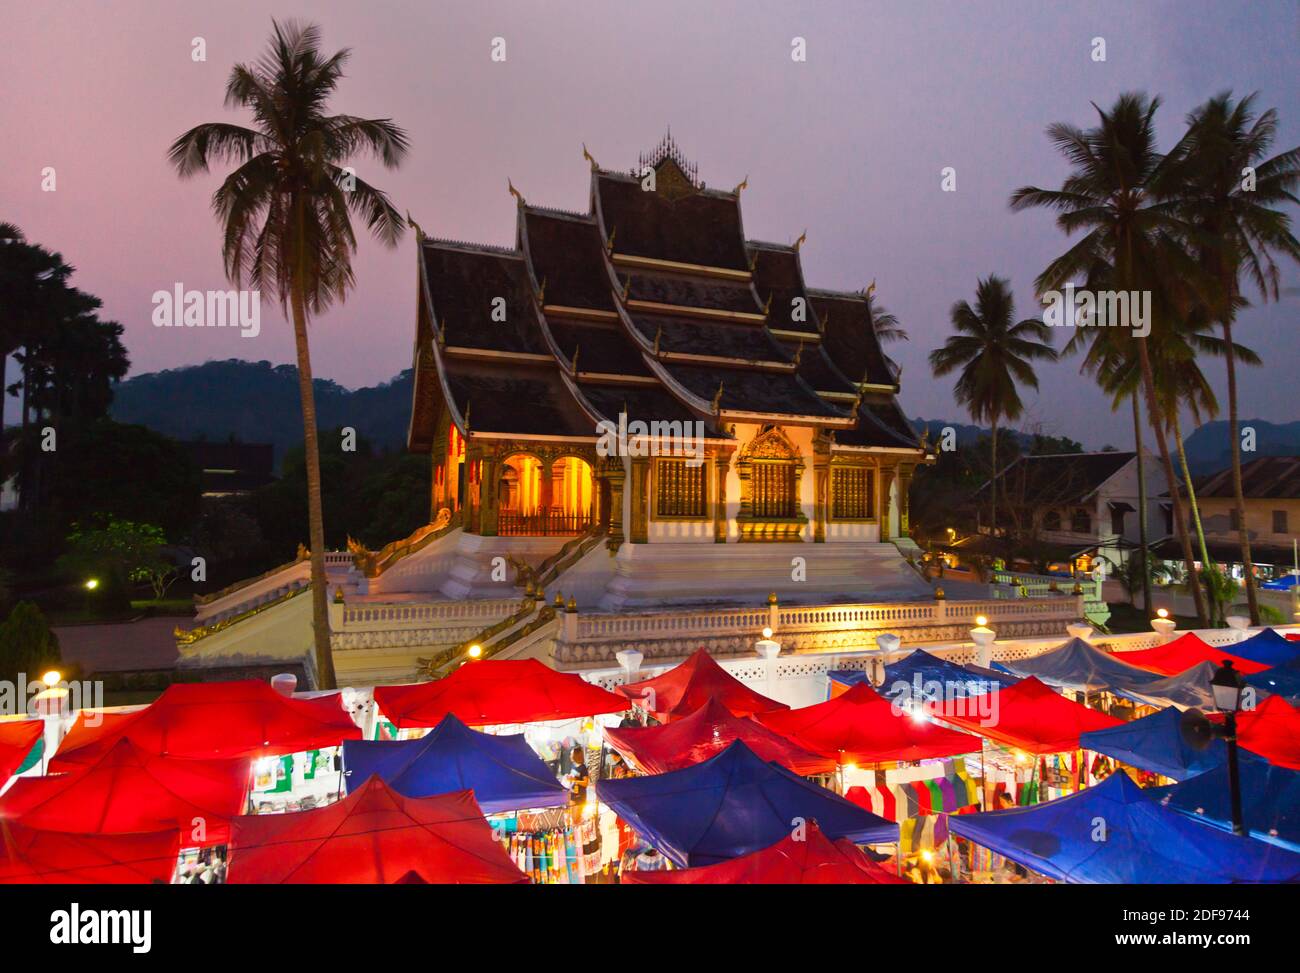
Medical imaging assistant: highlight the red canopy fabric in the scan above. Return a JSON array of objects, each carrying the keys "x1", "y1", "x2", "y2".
[
  {"x1": 0, "y1": 823, "x2": 179, "y2": 884},
  {"x1": 227, "y1": 775, "x2": 528, "y2": 884},
  {"x1": 1111, "y1": 634, "x2": 1270, "y2": 676},
  {"x1": 757, "y1": 683, "x2": 981, "y2": 764},
  {"x1": 618, "y1": 649, "x2": 790, "y2": 723},
  {"x1": 50, "y1": 680, "x2": 360, "y2": 770},
  {"x1": 604, "y1": 698, "x2": 836, "y2": 776},
  {"x1": 0, "y1": 738, "x2": 249, "y2": 844},
  {"x1": 622, "y1": 824, "x2": 906, "y2": 884},
  {"x1": 928, "y1": 676, "x2": 1122, "y2": 754},
  {"x1": 373, "y1": 659, "x2": 627, "y2": 729},
  {"x1": 1238, "y1": 695, "x2": 1300, "y2": 770},
  {"x1": 0, "y1": 720, "x2": 43, "y2": 782}
]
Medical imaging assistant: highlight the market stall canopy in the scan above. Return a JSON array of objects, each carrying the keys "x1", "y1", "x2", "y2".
[
  {"x1": 755, "y1": 683, "x2": 981, "y2": 764},
  {"x1": 227, "y1": 776, "x2": 528, "y2": 884},
  {"x1": 1110, "y1": 633, "x2": 1270, "y2": 676},
  {"x1": 622, "y1": 823, "x2": 907, "y2": 884},
  {"x1": 0, "y1": 824, "x2": 179, "y2": 884},
  {"x1": 594, "y1": 740, "x2": 896, "y2": 868},
  {"x1": 341, "y1": 714, "x2": 567, "y2": 813},
  {"x1": 603, "y1": 698, "x2": 836, "y2": 776},
  {"x1": 1115, "y1": 661, "x2": 1227, "y2": 712},
  {"x1": 1247, "y1": 656, "x2": 1300, "y2": 702},
  {"x1": 0, "y1": 738, "x2": 249, "y2": 843},
  {"x1": 373, "y1": 659, "x2": 627, "y2": 729},
  {"x1": 1236, "y1": 695, "x2": 1300, "y2": 771},
  {"x1": 878, "y1": 649, "x2": 1020, "y2": 702},
  {"x1": 1079, "y1": 706, "x2": 1230, "y2": 780},
  {"x1": 997, "y1": 637, "x2": 1169, "y2": 692},
  {"x1": 1231, "y1": 629, "x2": 1300, "y2": 667},
  {"x1": 50, "y1": 680, "x2": 359, "y2": 770},
  {"x1": 948, "y1": 770, "x2": 1300, "y2": 883},
  {"x1": 1151, "y1": 760, "x2": 1300, "y2": 852},
  {"x1": 617, "y1": 649, "x2": 790, "y2": 723},
  {"x1": 0, "y1": 720, "x2": 43, "y2": 782},
  {"x1": 928, "y1": 677, "x2": 1122, "y2": 754}
]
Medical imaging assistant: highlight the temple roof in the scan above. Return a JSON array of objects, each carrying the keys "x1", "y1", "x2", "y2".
[{"x1": 408, "y1": 139, "x2": 922, "y2": 452}]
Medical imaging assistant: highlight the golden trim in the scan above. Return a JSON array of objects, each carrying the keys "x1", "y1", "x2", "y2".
[
  {"x1": 542, "y1": 304, "x2": 620, "y2": 323},
  {"x1": 624, "y1": 299, "x2": 766, "y2": 324},
  {"x1": 610, "y1": 252, "x2": 752, "y2": 283}
]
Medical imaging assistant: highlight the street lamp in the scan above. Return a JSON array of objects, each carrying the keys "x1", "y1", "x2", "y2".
[{"x1": 1210, "y1": 660, "x2": 1247, "y2": 837}]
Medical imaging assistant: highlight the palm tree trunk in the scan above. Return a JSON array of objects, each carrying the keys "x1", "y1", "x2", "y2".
[
  {"x1": 290, "y1": 282, "x2": 338, "y2": 690},
  {"x1": 1136, "y1": 338, "x2": 1208, "y2": 625},
  {"x1": 1222, "y1": 318, "x2": 1260, "y2": 625},
  {"x1": 989, "y1": 416, "x2": 998, "y2": 537},
  {"x1": 1172, "y1": 409, "x2": 1217, "y2": 623},
  {"x1": 1132, "y1": 394, "x2": 1153, "y2": 616}
]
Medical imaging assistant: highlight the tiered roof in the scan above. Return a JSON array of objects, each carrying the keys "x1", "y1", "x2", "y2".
[{"x1": 408, "y1": 139, "x2": 921, "y2": 452}]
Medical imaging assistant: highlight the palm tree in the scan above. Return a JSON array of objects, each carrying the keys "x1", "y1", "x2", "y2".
[
  {"x1": 1175, "y1": 92, "x2": 1300, "y2": 625},
  {"x1": 1010, "y1": 92, "x2": 1210, "y2": 625},
  {"x1": 930, "y1": 275, "x2": 1056, "y2": 534},
  {"x1": 865, "y1": 291, "x2": 908, "y2": 343},
  {"x1": 170, "y1": 21, "x2": 408, "y2": 688}
]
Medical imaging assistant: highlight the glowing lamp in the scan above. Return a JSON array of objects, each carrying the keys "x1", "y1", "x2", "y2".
[
  {"x1": 761, "y1": 627, "x2": 774, "y2": 640},
  {"x1": 41, "y1": 670, "x2": 61, "y2": 687},
  {"x1": 84, "y1": 579, "x2": 99, "y2": 591},
  {"x1": 467, "y1": 644, "x2": 483, "y2": 659}
]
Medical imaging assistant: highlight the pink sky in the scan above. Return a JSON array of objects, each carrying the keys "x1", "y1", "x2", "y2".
[{"x1": 3, "y1": 0, "x2": 1298, "y2": 446}]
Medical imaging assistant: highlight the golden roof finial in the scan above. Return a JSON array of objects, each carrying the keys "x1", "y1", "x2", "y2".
[
  {"x1": 570, "y1": 345, "x2": 580, "y2": 375},
  {"x1": 748, "y1": 250, "x2": 760, "y2": 272},
  {"x1": 462, "y1": 399, "x2": 472, "y2": 432},
  {"x1": 536, "y1": 276, "x2": 547, "y2": 306},
  {"x1": 405, "y1": 211, "x2": 425, "y2": 240},
  {"x1": 437, "y1": 318, "x2": 447, "y2": 346},
  {"x1": 733, "y1": 174, "x2": 749, "y2": 194},
  {"x1": 653, "y1": 324, "x2": 663, "y2": 355},
  {"x1": 763, "y1": 292, "x2": 773, "y2": 315},
  {"x1": 711, "y1": 381, "x2": 725, "y2": 413},
  {"x1": 582, "y1": 142, "x2": 599, "y2": 172},
  {"x1": 865, "y1": 279, "x2": 877, "y2": 299},
  {"x1": 793, "y1": 229, "x2": 807, "y2": 251},
  {"x1": 507, "y1": 178, "x2": 525, "y2": 206},
  {"x1": 793, "y1": 342, "x2": 804, "y2": 366},
  {"x1": 605, "y1": 226, "x2": 617, "y2": 253},
  {"x1": 621, "y1": 276, "x2": 631, "y2": 302}
]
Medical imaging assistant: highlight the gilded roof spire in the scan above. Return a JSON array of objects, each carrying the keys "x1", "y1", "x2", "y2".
[
  {"x1": 507, "y1": 178, "x2": 525, "y2": 206},
  {"x1": 405, "y1": 211, "x2": 425, "y2": 240},
  {"x1": 793, "y1": 229, "x2": 807, "y2": 251},
  {"x1": 582, "y1": 142, "x2": 600, "y2": 172},
  {"x1": 711, "y1": 381, "x2": 725, "y2": 413}
]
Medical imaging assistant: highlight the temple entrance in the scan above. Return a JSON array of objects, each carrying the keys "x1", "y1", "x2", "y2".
[{"x1": 497, "y1": 455, "x2": 594, "y2": 536}]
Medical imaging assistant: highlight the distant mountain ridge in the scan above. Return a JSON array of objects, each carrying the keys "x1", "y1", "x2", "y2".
[
  {"x1": 1181, "y1": 419, "x2": 1300, "y2": 475},
  {"x1": 109, "y1": 360, "x2": 413, "y2": 467}
]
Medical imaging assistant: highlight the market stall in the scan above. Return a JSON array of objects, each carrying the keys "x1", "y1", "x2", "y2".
[
  {"x1": 341, "y1": 713, "x2": 567, "y2": 812},
  {"x1": 929, "y1": 676, "x2": 1122, "y2": 754},
  {"x1": 226, "y1": 775, "x2": 528, "y2": 884},
  {"x1": 1231, "y1": 628, "x2": 1300, "y2": 667},
  {"x1": 594, "y1": 740, "x2": 897, "y2": 867},
  {"x1": 617, "y1": 648, "x2": 789, "y2": 722},
  {"x1": 0, "y1": 823, "x2": 179, "y2": 885},
  {"x1": 622, "y1": 824, "x2": 907, "y2": 884},
  {"x1": 756, "y1": 682, "x2": 982, "y2": 764},
  {"x1": 948, "y1": 770, "x2": 1300, "y2": 883},
  {"x1": 1234, "y1": 694, "x2": 1300, "y2": 770},
  {"x1": 1080, "y1": 705, "x2": 1232, "y2": 780},
  {"x1": 1248, "y1": 654, "x2": 1300, "y2": 701},
  {"x1": 874, "y1": 649, "x2": 1021, "y2": 702},
  {"x1": 1111, "y1": 633, "x2": 1269, "y2": 676},
  {"x1": 0, "y1": 738, "x2": 249, "y2": 842},
  {"x1": 1151, "y1": 760, "x2": 1300, "y2": 851},
  {"x1": 603, "y1": 697, "x2": 836, "y2": 776}
]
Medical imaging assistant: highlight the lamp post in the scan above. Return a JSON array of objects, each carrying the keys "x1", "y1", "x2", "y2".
[{"x1": 1210, "y1": 660, "x2": 1247, "y2": 837}]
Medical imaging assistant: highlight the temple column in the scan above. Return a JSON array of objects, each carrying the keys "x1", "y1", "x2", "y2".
[
  {"x1": 898, "y1": 463, "x2": 914, "y2": 538},
  {"x1": 879, "y1": 464, "x2": 896, "y2": 541},
  {"x1": 812, "y1": 437, "x2": 830, "y2": 543},
  {"x1": 629, "y1": 456, "x2": 650, "y2": 544},
  {"x1": 712, "y1": 453, "x2": 730, "y2": 543},
  {"x1": 478, "y1": 452, "x2": 500, "y2": 537},
  {"x1": 604, "y1": 461, "x2": 626, "y2": 552}
]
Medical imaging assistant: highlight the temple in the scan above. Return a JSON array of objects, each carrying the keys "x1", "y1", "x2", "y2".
[{"x1": 405, "y1": 134, "x2": 932, "y2": 610}]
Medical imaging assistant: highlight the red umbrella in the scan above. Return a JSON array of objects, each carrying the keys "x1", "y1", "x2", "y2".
[
  {"x1": 227, "y1": 776, "x2": 528, "y2": 884},
  {"x1": 1, "y1": 738, "x2": 249, "y2": 843},
  {"x1": 758, "y1": 682, "x2": 981, "y2": 764},
  {"x1": 928, "y1": 676, "x2": 1122, "y2": 755},
  {"x1": 374, "y1": 659, "x2": 627, "y2": 729},
  {"x1": 623, "y1": 824, "x2": 906, "y2": 884},
  {"x1": 0, "y1": 720, "x2": 43, "y2": 782},
  {"x1": 51, "y1": 680, "x2": 359, "y2": 770},
  {"x1": 604, "y1": 698, "x2": 836, "y2": 775},
  {"x1": 0, "y1": 823, "x2": 179, "y2": 884},
  {"x1": 618, "y1": 648, "x2": 789, "y2": 722},
  {"x1": 1111, "y1": 633, "x2": 1270, "y2": 676}
]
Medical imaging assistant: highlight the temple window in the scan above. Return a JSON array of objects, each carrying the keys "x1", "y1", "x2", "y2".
[
  {"x1": 655, "y1": 458, "x2": 707, "y2": 519},
  {"x1": 831, "y1": 465, "x2": 874, "y2": 520},
  {"x1": 751, "y1": 461, "x2": 798, "y2": 518}
]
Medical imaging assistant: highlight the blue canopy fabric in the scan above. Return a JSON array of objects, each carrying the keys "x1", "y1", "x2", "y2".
[
  {"x1": 341, "y1": 714, "x2": 566, "y2": 814},
  {"x1": 1248, "y1": 657, "x2": 1300, "y2": 702},
  {"x1": 998, "y1": 637, "x2": 1168, "y2": 692},
  {"x1": 948, "y1": 771, "x2": 1300, "y2": 883},
  {"x1": 877, "y1": 650, "x2": 1020, "y2": 703},
  {"x1": 1114, "y1": 661, "x2": 1221, "y2": 712},
  {"x1": 593, "y1": 740, "x2": 897, "y2": 867},
  {"x1": 1261, "y1": 575, "x2": 1297, "y2": 591},
  {"x1": 1151, "y1": 761, "x2": 1300, "y2": 853},
  {"x1": 1233, "y1": 629, "x2": 1300, "y2": 667},
  {"x1": 1079, "y1": 706, "x2": 1229, "y2": 780}
]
